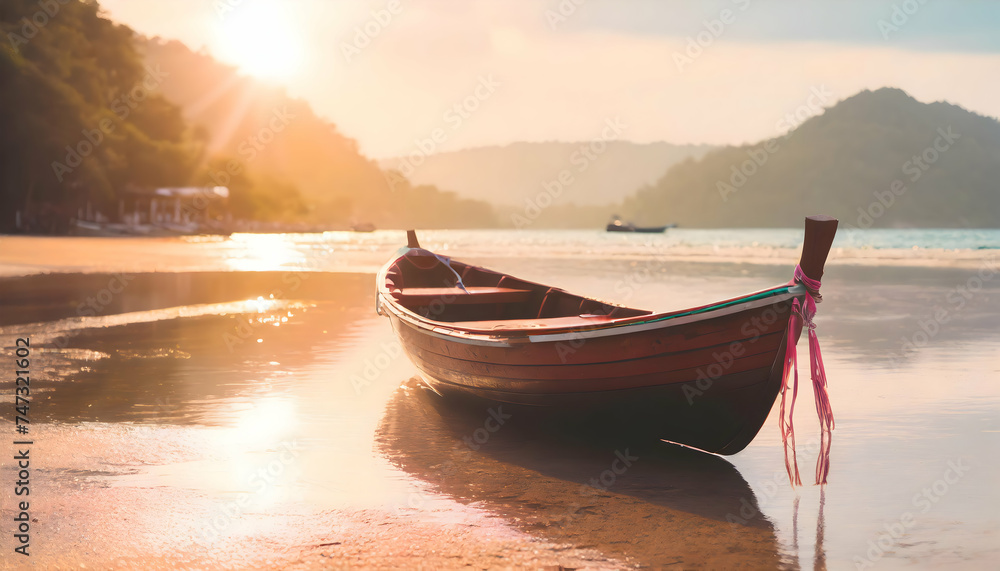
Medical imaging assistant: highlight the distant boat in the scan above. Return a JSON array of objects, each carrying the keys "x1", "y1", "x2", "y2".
[
  {"x1": 375, "y1": 216, "x2": 839, "y2": 460},
  {"x1": 606, "y1": 216, "x2": 676, "y2": 233},
  {"x1": 351, "y1": 222, "x2": 376, "y2": 232}
]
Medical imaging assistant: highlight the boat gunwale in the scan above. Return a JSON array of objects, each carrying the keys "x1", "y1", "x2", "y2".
[{"x1": 376, "y1": 247, "x2": 806, "y2": 344}]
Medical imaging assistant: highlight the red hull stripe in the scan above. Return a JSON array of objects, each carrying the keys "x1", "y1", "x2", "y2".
[
  {"x1": 414, "y1": 360, "x2": 776, "y2": 396},
  {"x1": 397, "y1": 303, "x2": 792, "y2": 367},
  {"x1": 402, "y1": 329, "x2": 783, "y2": 383},
  {"x1": 406, "y1": 346, "x2": 779, "y2": 393}
]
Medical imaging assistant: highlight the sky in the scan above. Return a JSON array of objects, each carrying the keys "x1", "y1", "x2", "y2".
[{"x1": 97, "y1": 0, "x2": 1000, "y2": 159}]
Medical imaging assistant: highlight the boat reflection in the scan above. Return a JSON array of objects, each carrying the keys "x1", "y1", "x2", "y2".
[{"x1": 378, "y1": 378, "x2": 788, "y2": 568}]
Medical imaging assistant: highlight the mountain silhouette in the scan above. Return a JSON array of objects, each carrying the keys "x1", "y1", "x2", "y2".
[{"x1": 621, "y1": 88, "x2": 1000, "y2": 228}]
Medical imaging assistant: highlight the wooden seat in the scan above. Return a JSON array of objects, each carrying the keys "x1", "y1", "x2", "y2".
[
  {"x1": 393, "y1": 287, "x2": 533, "y2": 305},
  {"x1": 537, "y1": 288, "x2": 581, "y2": 318},
  {"x1": 448, "y1": 314, "x2": 616, "y2": 331}
]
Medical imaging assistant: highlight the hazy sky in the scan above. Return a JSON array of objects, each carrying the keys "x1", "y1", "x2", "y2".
[{"x1": 98, "y1": 0, "x2": 1000, "y2": 158}]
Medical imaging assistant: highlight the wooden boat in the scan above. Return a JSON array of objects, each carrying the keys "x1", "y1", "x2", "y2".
[
  {"x1": 606, "y1": 220, "x2": 676, "y2": 233},
  {"x1": 377, "y1": 216, "x2": 837, "y2": 456}
]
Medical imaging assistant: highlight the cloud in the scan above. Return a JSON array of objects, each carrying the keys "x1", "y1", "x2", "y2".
[
  {"x1": 318, "y1": 18, "x2": 1000, "y2": 157},
  {"x1": 98, "y1": 0, "x2": 1000, "y2": 158}
]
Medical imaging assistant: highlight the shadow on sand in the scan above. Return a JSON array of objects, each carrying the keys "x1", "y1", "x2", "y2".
[{"x1": 378, "y1": 378, "x2": 790, "y2": 568}]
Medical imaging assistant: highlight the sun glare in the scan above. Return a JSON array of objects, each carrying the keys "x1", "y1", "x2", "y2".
[{"x1": 214, "y1": 1, "x2": 304, "y2": 80}]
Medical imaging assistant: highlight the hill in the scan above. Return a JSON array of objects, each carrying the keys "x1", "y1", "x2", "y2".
[
  {"x1": 379, "y1": 141, "x2": 713, "y2": 208},
  {"x1": 139, "y1": 37, "x2": 496, "y2": 229},
  {"x1": 1, "y1": 0, "x2": 199, "y2": 232},
  {"x1": 621, "y1": 88, "x2": 1000, "y2": 228},
  {"x1": 0, "y1": 0, "x2": 496, "y2": 234}
]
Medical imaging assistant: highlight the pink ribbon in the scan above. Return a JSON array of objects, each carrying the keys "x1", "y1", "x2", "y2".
[{"x1": 780, "y1": 265, "x2": 835, "y2": 486}]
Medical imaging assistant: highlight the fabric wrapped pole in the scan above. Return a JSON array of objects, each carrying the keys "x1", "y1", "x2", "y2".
[{"x1": 780, "y1": 264, "x2": 835, "y2": 486}]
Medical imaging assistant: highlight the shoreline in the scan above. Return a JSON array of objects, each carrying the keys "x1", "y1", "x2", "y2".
[{"x1": 0, "y1": 233, "x2": 996, "y2": 278}]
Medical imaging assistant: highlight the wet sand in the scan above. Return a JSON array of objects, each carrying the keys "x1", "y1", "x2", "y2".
[
  {"x1": 0, "y1": 273, "x2": 624, "y2": 569},
  {"x1": 1, "y1": 235, "x2": 999, "y2": 569},
  {"x1": 6, "y1": 426, "x2": 620, "y2": 570},
  {"x1": 1, "y1": 271, "x2": 780, "y2": 569}
]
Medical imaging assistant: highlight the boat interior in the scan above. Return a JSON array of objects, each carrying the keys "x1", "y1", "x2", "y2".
[{"x1": 383, "y1": 249, "x2": 652, "y2": 327}]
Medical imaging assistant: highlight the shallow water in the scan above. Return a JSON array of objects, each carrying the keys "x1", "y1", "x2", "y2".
[
  {"x1": 0, "y1": 231, "x2": 998, "y2": 569},
  {"x1": 1, "y1": 227, "x2": 999, "y2": 277}
]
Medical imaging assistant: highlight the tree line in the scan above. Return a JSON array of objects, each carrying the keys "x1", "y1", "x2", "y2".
[{"x1": 1, "y1": 0, "x2": 497, "y2": 233}]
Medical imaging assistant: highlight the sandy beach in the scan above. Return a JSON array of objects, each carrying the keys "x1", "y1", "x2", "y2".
[{"x1": 1, "y1": 231, "x2": 998, "y2": 569}]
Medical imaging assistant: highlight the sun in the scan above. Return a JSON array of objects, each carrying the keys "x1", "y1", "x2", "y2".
[{"x1": 214, "y1": 0, "x2": 304, "y2": 80}]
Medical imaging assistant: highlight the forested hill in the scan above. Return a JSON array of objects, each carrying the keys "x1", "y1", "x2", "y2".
[
  {"x1": 621, "y1": 88, "x2": 1000, "y2": 228},
  {"x1": 140, "y1": 38, "x2": 496, "y2": 228},
  {"x1": 0, "y1": 1, "x2": 496, "y2": 232},
  {"x1": 1, "y1": 0, "x2": 197, "y2": 232}
]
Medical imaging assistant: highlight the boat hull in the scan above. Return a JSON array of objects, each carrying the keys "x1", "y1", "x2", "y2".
[
  {"x1": 605, "y1": 224, "x2": 673, "y2": 233},
  {"x1": 385, "y1": 295, "x2": 795, "y2": 454}
]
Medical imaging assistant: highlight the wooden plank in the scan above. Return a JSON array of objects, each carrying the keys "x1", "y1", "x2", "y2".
[{"x1": 393, "y1": 286, "x2": 533, "y2": 305}]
